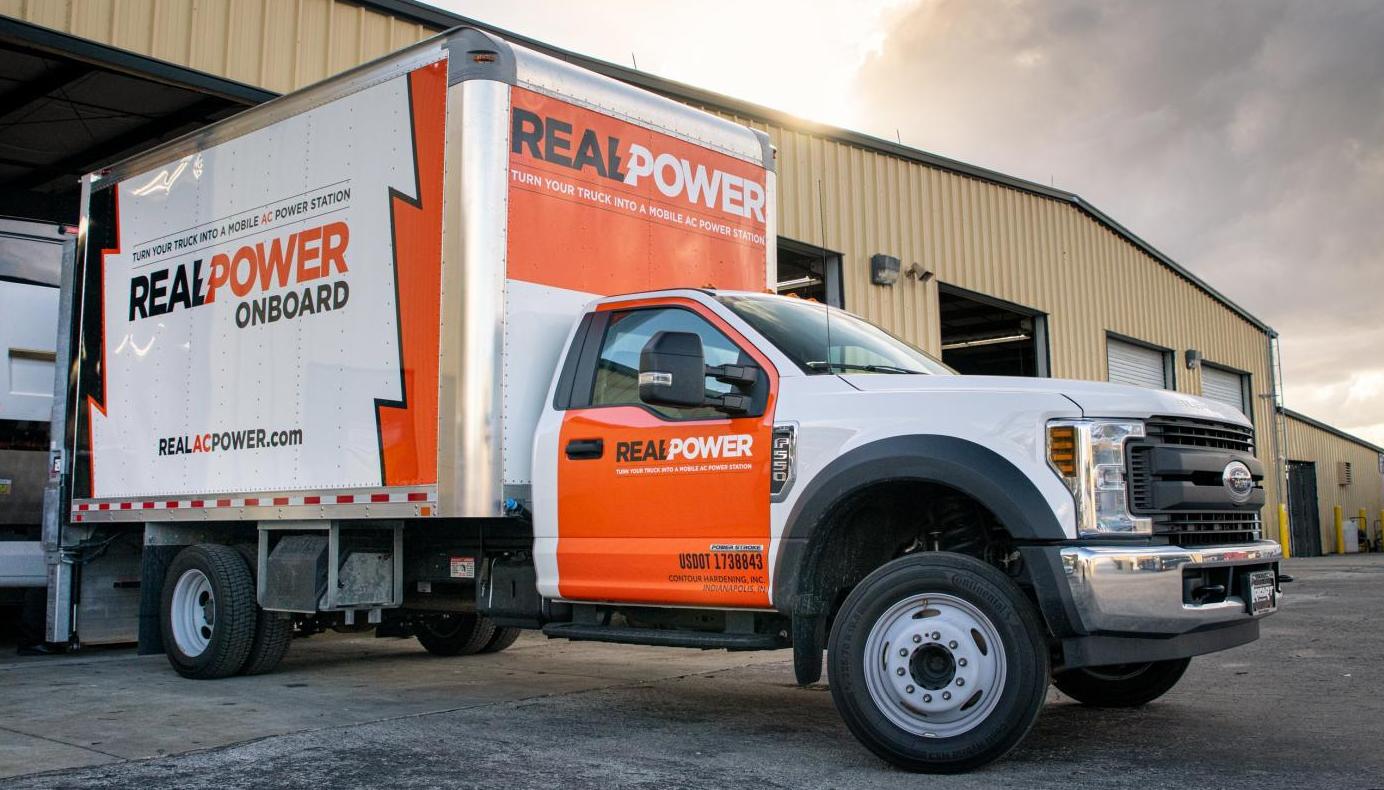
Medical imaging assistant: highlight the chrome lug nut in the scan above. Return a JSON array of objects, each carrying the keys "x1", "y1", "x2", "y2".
[
  {"x1": 912, "y1": 634, "x2": 922, "y2": 644},
  {"x1": 958, "y1": 658, "x2": 968, "y2": 667},
  {"x1": 923, "y1": 694, "x2": 932, "y2": 703},
  {"x1": 942, "y1": 691, "x2": 952, "y2": 700},
  {"x1": 906, "y1": 685, "x2": 915, "y2": 693},
  {"x1": 956, "y1": 678, "x2": 965, "y2": 687},
  {"x1": 931, "y1": 631, "x2": 941, "y2": 640},
  {"x1": 899, "y1": 648, "x2": 908, "y2": 657},
  {"x1": 948, "y1": 640, "x2": 958, "y2": 649},
  {"x1": 896, "y1": 667, "x2": 906, "y2": 676}
]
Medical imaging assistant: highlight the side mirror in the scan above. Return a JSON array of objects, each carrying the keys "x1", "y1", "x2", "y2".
[{"x1": 639, "y1": 331, "x2": 708, "y2": 408}]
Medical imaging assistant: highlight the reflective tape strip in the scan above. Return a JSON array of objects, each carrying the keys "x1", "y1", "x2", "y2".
[{"x1": 72, "y1": 489, "x2": 436, "y2": 514}]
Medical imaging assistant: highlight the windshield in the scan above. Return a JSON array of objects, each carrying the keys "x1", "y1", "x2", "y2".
[{"x1": 717, "y1": 294, "x2": 953, "y2": 375}]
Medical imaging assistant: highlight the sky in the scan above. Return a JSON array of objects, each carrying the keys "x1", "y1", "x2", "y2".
[{"x1": 433, "y1": 0, "x2": 1384, "y2": 445}]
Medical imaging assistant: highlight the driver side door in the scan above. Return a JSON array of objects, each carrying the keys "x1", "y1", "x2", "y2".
[{"x1": 552, "y1": 298, "x2": 777, "y2": 607}]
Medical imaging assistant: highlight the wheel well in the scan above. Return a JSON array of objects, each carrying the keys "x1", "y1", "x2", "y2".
[{"x1": 797, "y1": 480, "x2": 1020, "y2": 622}]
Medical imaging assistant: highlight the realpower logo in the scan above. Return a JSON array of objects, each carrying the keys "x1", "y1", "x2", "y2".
[
  {"x1": 615, "y1": 434, "x2": 754, "y2": 463},
  {"x1": 511, "y1": 108, "x2": 767, "y2": 223}
]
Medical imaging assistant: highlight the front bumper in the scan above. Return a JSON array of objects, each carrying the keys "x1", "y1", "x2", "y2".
[{"x1": 1059, "y1": 540, "x2": 1282, "y2": 636}]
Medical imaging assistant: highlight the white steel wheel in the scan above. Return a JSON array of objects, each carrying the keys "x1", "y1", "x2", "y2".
[
  {"x1": 159, "y1": 544, "x2": 256, "y2": 679},
  {"x1": 862, "y1": 592, "x2": 1006, "y2": 738},
  {"x1": 827, "y1": 552, "x2": 1049, "y2": 773},
  {"x1": 170, "y1": 568, "x2": 216, "y2": 657}
]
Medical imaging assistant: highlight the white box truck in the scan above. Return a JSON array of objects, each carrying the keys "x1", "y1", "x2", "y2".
[
  {"x1": 47, "y1": 28, "x2": 1283, "y2": 772},
  {"x1": 1, "y1": 218, "x2": 65, "y2": 645}
]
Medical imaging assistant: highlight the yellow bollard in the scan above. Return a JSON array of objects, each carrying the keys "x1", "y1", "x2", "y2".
[
  {"x1": 1278, "y1": 503, "x2": 1291, "y2": 559},
  {"x1": 1334, "y1": 505, "x2": 1344, "y2": 554}
]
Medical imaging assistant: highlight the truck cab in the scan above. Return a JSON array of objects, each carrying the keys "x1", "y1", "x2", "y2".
[{"x1": 526, "y1": 287, "x2": 1280, "y2": 770}]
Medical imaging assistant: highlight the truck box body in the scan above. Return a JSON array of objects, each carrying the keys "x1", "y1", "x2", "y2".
[{"x1": 65, "y1": 29, "x2": 774, "y2": 524}]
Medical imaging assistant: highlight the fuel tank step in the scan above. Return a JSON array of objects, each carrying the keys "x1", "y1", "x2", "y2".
[{"x1": 541, "y1": 622, "x2": 784, "y2": 651}]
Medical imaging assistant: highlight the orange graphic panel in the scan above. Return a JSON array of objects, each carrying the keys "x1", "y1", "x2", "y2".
[
  {"x1": 376, "y1": 60, "x2": 446, "y2": 486},
  {"x1": 506, "y1": 87, "x2": 768, "y2": 296}
]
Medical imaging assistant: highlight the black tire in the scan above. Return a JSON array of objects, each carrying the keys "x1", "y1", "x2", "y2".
[
  {"x1": 415, "y1": 613, "x2": 496, "y2": 656},
  {"x1": 480, "y1": 626, "x2": 523, "y2": 654},
  {"x1": 232, "y1": 544, "x2": 294, "y2": 676},
  {"x1": 827, "y1": 552, "x2": 1050, "y2": 773},
  {"x1": 1053, "y1": 658, "x2": 1191, "y2": 708},
  {"x1": 160, "y1": 544, "x2": 257, "y2": 679}
]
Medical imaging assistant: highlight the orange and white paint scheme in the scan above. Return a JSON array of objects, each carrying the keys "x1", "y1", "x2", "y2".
[{"x1": 506, "y1": 89, "x2": 776, "y2": 608}]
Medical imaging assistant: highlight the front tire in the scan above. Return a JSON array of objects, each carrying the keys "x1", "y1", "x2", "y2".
[
  {"x1": 160, "y1": 544, "x2": 257, "y2": 679},
  {"x1": 827, "y1": 552, "x2": 1049, "y2": 773},
  {"x1": 1053, "y1": 658, "x2": 1191, "y2": 708}
]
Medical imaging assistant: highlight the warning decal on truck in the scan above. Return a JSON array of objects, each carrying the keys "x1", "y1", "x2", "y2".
[{"x1": 71, "y1": 60, "x2": 447, "y2": 501}]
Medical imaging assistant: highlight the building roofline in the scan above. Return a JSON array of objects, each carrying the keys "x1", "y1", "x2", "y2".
[
  {"x1": 362, "y1": 1, "x2": 1274, "y2": 335},
  {"x1": 1282, "y1": 408, "x2": 1384, "y2": 455}
]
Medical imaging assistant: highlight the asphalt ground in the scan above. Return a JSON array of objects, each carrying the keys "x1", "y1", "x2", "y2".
[{"x1": 1, "y1": 554, "x2": 1381, "y2": 789}]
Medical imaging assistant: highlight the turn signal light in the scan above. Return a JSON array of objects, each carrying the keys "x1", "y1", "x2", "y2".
[{"x1": 1048, "y1": 426, "x2": 1077, "y2": 476}]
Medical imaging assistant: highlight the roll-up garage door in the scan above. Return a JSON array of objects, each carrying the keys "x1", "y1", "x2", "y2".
[
  {"x1": 1201, "y1": 365, "x2": 1247, "y2": 414},
  {"x1": 1106, "y1": 337, "x2": 1167, "y2": 389}
]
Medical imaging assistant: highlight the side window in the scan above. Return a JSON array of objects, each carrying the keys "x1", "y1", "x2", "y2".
[{"x1": 590, "y1": 308, "x2": 747, "y2": 419}]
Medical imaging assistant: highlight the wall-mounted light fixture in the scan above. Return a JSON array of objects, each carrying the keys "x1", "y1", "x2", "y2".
[
  {"x1": 1185, "y1": 349, "x2": 1202, "y2": 369},
  {"x1": 870, "y1": 254, "x2": 901, "y2": 285}
]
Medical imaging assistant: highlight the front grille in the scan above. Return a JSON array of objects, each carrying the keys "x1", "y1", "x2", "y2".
[
  {"x1": 1145, "y1": 416, "x2": 1254, "y2": 454},
  {"x1": 1157, "y1": 512, "x2": 1262, "y2": 547},
  {"x1": 1132, "y1": 417, "x2": 1261, "y2": 547}
]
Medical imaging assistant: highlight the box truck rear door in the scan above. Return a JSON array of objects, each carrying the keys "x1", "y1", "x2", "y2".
[{"x1": 552, "y1": 297, "x2": 777, "y2": 608}]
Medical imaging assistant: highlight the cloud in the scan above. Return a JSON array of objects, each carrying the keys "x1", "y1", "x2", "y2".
[{"x1": 855, "y1": 0, "x2": 1384, "y2": 442}]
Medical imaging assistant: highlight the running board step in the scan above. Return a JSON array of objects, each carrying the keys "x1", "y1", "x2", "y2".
[{"x1": 541, "y1": 623, "x2": 784, "y2": 651}]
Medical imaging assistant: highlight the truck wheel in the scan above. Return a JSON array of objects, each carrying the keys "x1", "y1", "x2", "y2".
[
  {"x1": 160, "y1": 544, "x2": 257, "y2": 679},
  {"x1": 827, "y1": 552, "x2": 1049, "y2": 773},
  {"x1": 233, "y1": 544, "x2": 294, "y2": 676},
  {"x1": 1053, "y1": 658, "x2": 1191, "y2": 708},
  {"x1": 480, "y1": 626, "x2": 522, "y2": 653},
  {"x1": 415, "y1": 613, "x2": 496, "y2": 656}
]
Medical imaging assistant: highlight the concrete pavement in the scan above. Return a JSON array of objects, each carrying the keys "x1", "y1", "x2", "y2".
[{"x1": 2, "y1": 554, "x2": 1381, "y2": 788}]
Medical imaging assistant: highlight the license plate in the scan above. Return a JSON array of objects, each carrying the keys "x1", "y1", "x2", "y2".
[{"x1": 1248, "y1": 570, "x2": 1277, "y2": 615}]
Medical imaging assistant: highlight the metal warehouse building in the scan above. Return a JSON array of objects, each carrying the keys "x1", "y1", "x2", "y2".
[{"x1": 1, "y1": 0, "x2": 1380, "y2": 555}]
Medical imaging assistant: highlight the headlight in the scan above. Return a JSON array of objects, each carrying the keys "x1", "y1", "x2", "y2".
[{"x1": 1047, "y1": 419, "x2": 1152, "y2": 537}]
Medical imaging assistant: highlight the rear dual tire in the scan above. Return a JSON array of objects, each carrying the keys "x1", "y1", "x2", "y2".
[
  {"x1": 415, "y1": 613, "x2": 520, "y2": 656},
  {"x1": 160, "y1": 543, "x2": 292, "y2": 679},
  {"x1": 828, "y1": 552, "x2": 1050, "y2": 773}
]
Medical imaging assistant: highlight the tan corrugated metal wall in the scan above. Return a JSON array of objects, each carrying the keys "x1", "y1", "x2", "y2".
[
  {"x1": 0, "y1": 0, "x2": 434, "y2": 93},
  {"x1": 1284, "y1": 415, "x2": 1384, "y2": 552},
  {"x1": 3, "y1": 0, "x2": 1287, "y2": 522}
]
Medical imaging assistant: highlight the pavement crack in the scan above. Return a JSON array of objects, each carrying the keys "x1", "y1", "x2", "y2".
[{"x1": 0, "y1": 724, "x2": 127, "y2": 762}]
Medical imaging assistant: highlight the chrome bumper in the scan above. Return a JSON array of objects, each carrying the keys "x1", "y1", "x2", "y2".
[{"x1": 1059, "y1": 541, "x2": 1282, "y2": 635}]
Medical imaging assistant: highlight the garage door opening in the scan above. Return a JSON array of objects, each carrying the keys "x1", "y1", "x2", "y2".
[
  {"x1": 1287, "y1": 461, "x2": 1323, "y2": 557},
  {"x1": 776, "y1": 238, "x2": 842, "y2": 307},
  {"x1": 938, "y1": 285, "x2": 1048, "y2": 376},
  {"x1": 0, "y1": 16, "x2": 273, "y2": 224}
]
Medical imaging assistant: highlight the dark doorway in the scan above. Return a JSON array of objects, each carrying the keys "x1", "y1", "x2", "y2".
[
  {"x1": 776, "y1": 238, "x2": 842, "y2": 307},
  {"x1": 0, "y1": 16, "x2": 273, "y2": 224},
  {"x1": 1287, "y1": 461, "x2": 1323, "y2": 557},
  {"x1": 938, "y1": 284, "x2": 1048, "y2": 376}
]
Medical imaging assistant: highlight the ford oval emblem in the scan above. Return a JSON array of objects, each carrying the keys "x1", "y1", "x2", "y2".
[{"x1": 1222, "y1": 461, "x2": 1255, "y2": 503}]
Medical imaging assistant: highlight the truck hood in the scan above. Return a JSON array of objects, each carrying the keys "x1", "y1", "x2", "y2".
[{"x1": 841, "y1": 374, "x2": 1251, "y2": 426}]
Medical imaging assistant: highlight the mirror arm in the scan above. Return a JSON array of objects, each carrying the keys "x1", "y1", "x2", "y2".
[
  {"x1": 705, "y1": 393, "x2": 751, "y2": 415},
  {"x1": 706, "y1": 364, "x2": 759, "y2": 388}
]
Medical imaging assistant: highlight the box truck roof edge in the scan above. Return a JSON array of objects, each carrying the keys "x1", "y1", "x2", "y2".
[{"x1": 63, "y1": 27, "x2": 777, "y2": 525}]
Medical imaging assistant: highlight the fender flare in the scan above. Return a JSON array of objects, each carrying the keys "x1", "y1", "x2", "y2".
[{"x1": 771, "y1": 434, "x2": 1069, "y2": 614}]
